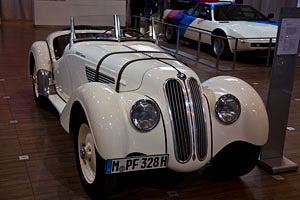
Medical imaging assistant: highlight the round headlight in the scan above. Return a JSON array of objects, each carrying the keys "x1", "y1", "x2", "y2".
[
  {"x1": 215, "y1": 94, "x2": 241, "y2": 124},
  {"x1": 130, "y1": 99, "x2": 160, "y2": 132}
]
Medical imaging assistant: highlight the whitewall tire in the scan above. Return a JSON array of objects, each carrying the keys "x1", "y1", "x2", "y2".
[{"x1": 73, "y1": 110, "x2": 119, "y2": 199}]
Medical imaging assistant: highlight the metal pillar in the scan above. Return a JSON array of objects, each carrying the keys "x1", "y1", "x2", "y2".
[{"x1": 258, "y1": 8, "x2": 300, "y2": 174}]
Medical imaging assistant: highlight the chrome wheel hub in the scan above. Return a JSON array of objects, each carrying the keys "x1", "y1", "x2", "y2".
[
  {"x1": 80, "y1": 144, "x2": 86, "y2": 162},
  {"x1": 213, "y1": 38, "x2": 225, "y2": 56}
]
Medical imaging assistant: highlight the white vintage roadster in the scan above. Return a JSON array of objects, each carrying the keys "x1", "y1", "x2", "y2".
[{"x1": 29, "y1": 15, "x2": 268, "y2": 198}]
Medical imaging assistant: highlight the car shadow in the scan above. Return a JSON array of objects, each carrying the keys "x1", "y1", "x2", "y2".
[{"x1": 109, "y1": 164, "x2": 256, "y2": 200}]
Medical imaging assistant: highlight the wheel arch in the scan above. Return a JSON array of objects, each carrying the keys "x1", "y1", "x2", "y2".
[
  {"x1": 61, "y1": 85, "x2": 129, "y2": 159},
  {"x1": 211, "y1": 28, "x2": 227, "y2": 44},
  {"x1": 60, "y1": 82, "x2": 167, "y2": 160},
  {"x1": 29, "y1": 41, "x2": 55, "y2": 98},
  {"x1": 69, "y1": 101, "x2": 85, "y2": 137}
]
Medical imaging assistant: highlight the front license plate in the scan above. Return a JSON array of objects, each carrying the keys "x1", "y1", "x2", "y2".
[{"x1": 105, "y1": 154, "x2": 169, "y2": 174}]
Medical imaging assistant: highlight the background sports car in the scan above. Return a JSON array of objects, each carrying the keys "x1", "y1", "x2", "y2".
[
  {"x1": 163, "y1": 1, "x2": 278, "y2": 58},
  {"x1": 29, "y1": 15, "x2": 268, "y2": 198}
]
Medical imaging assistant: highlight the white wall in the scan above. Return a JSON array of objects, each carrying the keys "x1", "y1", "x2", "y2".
[
  {"x1": 34, "y1": 0, "x2": 126, "y2": 26},
  {"x1": 244, "y1": 0, "x2": 298, "y2": 21}
]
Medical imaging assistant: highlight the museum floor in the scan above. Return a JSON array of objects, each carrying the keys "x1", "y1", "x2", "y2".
[{"x1": 0, "y1": 21, "x2": 300, "y2": 200}]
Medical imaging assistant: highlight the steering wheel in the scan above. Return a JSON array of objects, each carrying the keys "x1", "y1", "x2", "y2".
[
  {"x1": 103, "y1": 27, "x2": 113, "y2": 34},
  {"x1": 123, "y1": 29, "x2": 144, "y2": 38},
  {"x1": 95, "y1": 27, "x2": 114, "y2": 39}
]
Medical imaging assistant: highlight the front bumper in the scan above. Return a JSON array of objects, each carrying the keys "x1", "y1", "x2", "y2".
[{"x1": 229, "y1": 38, "x2": 276, "y2": 52}]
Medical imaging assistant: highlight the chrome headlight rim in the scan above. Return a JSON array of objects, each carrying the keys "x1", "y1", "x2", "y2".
[
  {"x1": 130, "y1": 99, "x2": 160, "y2": 132},
  {"x1": 215, "y1": 94, "x2": 241, "y2": 124}
]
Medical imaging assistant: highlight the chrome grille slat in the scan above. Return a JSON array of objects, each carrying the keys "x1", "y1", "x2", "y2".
[
  {"x1": 165, "y1": 79, "x2": 192, "y2": 162},
  {"x1": 188, "y1": 78, "x2": 207, "y2": 160}
]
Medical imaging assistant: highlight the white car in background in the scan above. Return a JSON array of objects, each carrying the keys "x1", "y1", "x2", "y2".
[
  {"x1": 29, "y1": 15, "x2": 269, "y2": 198},
  {"x1": 163, "y1": 1, "x2": 278, "y2": 58}
]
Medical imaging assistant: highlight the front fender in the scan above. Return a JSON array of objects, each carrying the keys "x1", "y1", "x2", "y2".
[
  {"x1": 213, "y1": 27, "x2": 244, "y2": 52},
  {"x1": 60, "y1": 82, "x2": 166, "y2": 159},
  {"x1": 202, "y1": 76, "x2": 269, "y2": 157}
]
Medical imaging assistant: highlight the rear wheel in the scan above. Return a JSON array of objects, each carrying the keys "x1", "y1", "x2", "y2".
[
  {"x1": 165, "y1": 22, "x2": 176, "y2": 43},
  {"x1": 32, "y1": 63, "x2": 49, "y2": 107},
  {"x1": 73, "y1": 111, "x2": 118, "y2": 199},
  {"x1": 210, "y1": 141, "x2": 260, "y2": 177}
]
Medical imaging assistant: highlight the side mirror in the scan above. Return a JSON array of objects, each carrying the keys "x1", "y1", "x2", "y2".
[{"x1": 267, "y1": 13, "x2": 274, "y2": 20}]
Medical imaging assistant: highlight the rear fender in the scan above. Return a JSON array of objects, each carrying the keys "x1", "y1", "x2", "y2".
[
  {"x1": 29, "y1": 41, "x2": 55, "y2": 96},
  {"x1": 202, "y1": 76, "x2": 269, "y2": 156},
  {"x1": 29, "y1": 41, "x2": 52, "y2": 74}
]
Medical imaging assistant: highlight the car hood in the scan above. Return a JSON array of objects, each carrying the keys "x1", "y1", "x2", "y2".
[
  {"x1": 219, "y1": 21, "x2": 278, "y2": 38},
  {"x1": 70, "y1": 41, "x2": 196, "y2": 92}
]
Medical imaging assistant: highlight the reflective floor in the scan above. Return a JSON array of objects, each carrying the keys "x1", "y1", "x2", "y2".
[{"x1": 0, "y1": 21, "x2": 300, "y2": 200}]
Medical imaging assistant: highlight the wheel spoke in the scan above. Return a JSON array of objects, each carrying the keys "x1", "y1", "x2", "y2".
[{"x1": 85, "y1": 149, "x2": 92, "y2": 160}]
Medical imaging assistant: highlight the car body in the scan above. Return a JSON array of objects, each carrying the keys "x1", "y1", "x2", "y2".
[
  {"x1": 163, "y1": 1, "x2": 278, "y2": 57},
  {"x1": 29, "y1": 15, "x2": 269, "y2": 198}
]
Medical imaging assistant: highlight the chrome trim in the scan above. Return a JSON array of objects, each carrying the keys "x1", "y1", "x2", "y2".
[
  {"x1": 151, "y1": 17, "x2": 157, "y2": 41},
  {"x1": 113, "y1": 14, "x2": 121, "y2": 42},
  {"x1": 164, "y1": 78, "x2": 193, "y2": 163},
  {"x1": 37, "y1": 69, "x2": 56, "y2": 97},
  {"x1": 130, "y1": 99, "x2": 161, "y2": 132},
  {"x1": 182, "y1": 79, "x2": 196, "y2": 161},
  {"x1": 70, "y1": 16, "x2": 76, "y2": 49},
  {"x1": 146, "y1": 95, "x2": 168, "y2": 154},
  {"x1": 215, "y1": 94, "x2": 241, "y2": 124},
  {"x1": 85, "y1": 67, "x2": 115, "y2": 84},
  {"x1": 187, "y1": 78, "x2": 208, "y2": 161}
]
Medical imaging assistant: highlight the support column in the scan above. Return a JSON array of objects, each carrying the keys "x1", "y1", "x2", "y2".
[{"x1": 258, "y1": 8, "x2": 300, "y2": 174}]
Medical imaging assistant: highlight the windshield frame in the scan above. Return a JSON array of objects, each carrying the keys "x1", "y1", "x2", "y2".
[{"x1": 69, "y1": 15, "x2": 155, "y2": 46}]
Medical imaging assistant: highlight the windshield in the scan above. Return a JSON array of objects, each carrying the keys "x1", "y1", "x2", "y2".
[
  {"x1": 72, "y1": 15, "x2": 152, "y2": 42},
  {"x1": 214, "y1": 5, "x2": 268, "y2": 21}
]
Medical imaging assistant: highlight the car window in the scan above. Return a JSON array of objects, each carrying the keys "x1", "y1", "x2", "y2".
[
  {"x1": 187, "y1": 7, "x2": 194, "y2": 15},
  {"x1": 193, "y1": 4, "x2": 211, "y2": 20},
  {"x1": 214, "y1": 5, "x2": 268, "y2": 21}
]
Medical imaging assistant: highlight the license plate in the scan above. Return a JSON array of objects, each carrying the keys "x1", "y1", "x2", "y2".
[{"x1": 105, "y1": 154, "x2": 169, "y2": 174}]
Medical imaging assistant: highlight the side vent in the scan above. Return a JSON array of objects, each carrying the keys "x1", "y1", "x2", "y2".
[{"x1": 85, "y1": 67, "x2": 115, "y2": 84}]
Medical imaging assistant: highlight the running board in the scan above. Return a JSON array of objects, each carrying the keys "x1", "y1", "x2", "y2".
[{"x1": 48, "y1": 94, "x2": 66, "y2": 114}]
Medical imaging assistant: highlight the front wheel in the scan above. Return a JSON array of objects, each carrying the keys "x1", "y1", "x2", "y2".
[
  {"x1": 73, "y1": 111, "x2": 118, "y2": 199},
  {"x1": 210, "y1": 141, "x2": 260, "y2": 177},
  {"x1": 212, "y1": 34, "x2": 233, "y2": 59}
]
